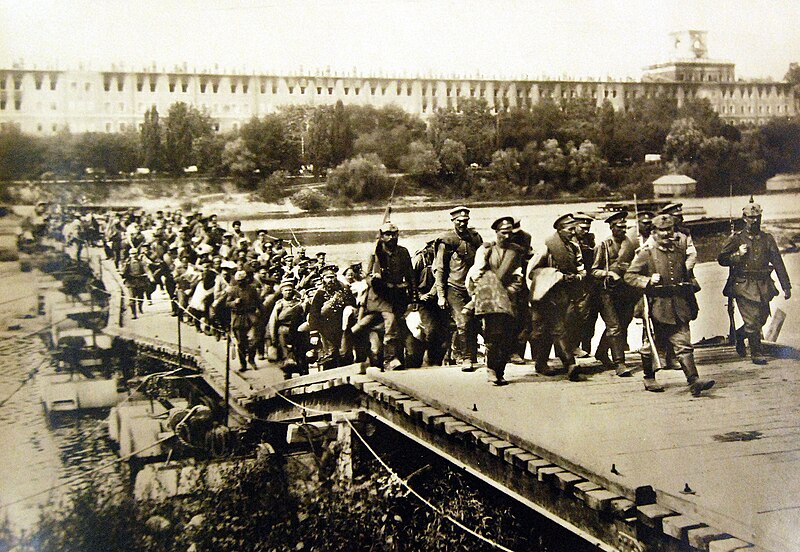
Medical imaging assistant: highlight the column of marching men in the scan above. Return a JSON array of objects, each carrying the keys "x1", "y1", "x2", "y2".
[{"x1": 38, "y1": 198, "x2": 791, "y2": 396}]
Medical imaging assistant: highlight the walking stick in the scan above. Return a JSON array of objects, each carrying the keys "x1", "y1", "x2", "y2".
[{"x1": 726, "y1": 181, "x2": 738, "y2": 346}]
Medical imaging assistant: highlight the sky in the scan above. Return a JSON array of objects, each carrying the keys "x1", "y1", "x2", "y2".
[{"x1": 1, "y1": 0, "x2": 799, "y2": 81}]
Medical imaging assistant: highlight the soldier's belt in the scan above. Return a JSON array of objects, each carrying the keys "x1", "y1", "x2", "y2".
[
  {"x1": 646, "y1": 282, "x2": 694, "y2": 297},
  {"x1": 737, "y1": 269, "x2": 773, "y2": 280}
]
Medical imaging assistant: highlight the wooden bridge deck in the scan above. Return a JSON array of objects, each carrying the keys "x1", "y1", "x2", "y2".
[{"x1": 92, "y1": 248, "x2": 800, "y2": 551}]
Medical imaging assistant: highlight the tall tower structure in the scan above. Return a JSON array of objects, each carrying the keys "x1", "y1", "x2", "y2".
[{"x1": 642, "y1": 30, "x2": 734, "y2": 83}]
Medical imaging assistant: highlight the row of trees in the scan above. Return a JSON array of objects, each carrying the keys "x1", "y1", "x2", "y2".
[{"x1": 2, "y1": 95, "x2": 800, "y2": 202}]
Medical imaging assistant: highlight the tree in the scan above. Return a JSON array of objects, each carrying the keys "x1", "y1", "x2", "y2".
[
  {"x1": 438, "y1": 139, "x2": 467, "y2": 179},
  {"x1": 351, "y1": 105, "x2": 426, "y2": 170},
  {"x1": 325, "y1": 153, "x2": 393, "y2": 203},
  {"x1": 140, "y1": 106, "x2": 163, "y2": 171},
  {"x1": 663, "y1": 118, "x2": 706, "y2": 163},
  {"x1": 489, "y1": 149, "x2": 521, "y2": 186},
  {"x1": 306, "y1": 106, "x2": 334, "y2": 175},
  {"x1": 400, "y1": 140, "x2": 440, "y2": 186},
  {"x1": 75, "y1": 131, "x2": 139, "y2": 175},
  {"x1": 757, "y1": 118, "x2": 800, "y2": 176},
  {"x1": 330, "y1": 100, "x2": 355, "y2": 166},
  {"x1": 222, "y1": 137, "x2": 257, "y2": 179},
  {"x1": 537, "y1": 138, "x2": 567, "y2": 187},
  {"x1": 0, "y1": 126, "x2": 43, "y2": 180},
  {"x1": 430, "y1": 98, "x2": 496, "y2": 166},
  {"x1": 566, "y1": 140, "x2": 606, "y2": 190},
  {"x1": 225, "y1": 115, "x2": 300, "y2": 183},
  {"x1": 163, "y1": 102, "x2": 216, "y2": 174},
  {"x1": 785, "y1": 62, "x2": 800, "y2": 100}
]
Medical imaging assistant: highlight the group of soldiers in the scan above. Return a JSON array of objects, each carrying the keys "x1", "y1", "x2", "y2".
[
  {"x1": 41, "y1": 196, "x2": 792, "y2": 394},
  {"x1": 371, "y1": 199, "x2": 791, "y2": 396}
]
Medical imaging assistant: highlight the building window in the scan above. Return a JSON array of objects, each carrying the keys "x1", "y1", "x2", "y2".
[
  {"x1": 301, "y1": 86, "x2": 306, "y2": 94},
  {"x1": 272, "y1": 85, "x2": 277, "y2": 94},
  {"x1": 136, "y1": 80, "x2": 143, "y2": 92},
  {"x1": 242, "y1": 83, "x2": 248, "y2": 93},
  {"x1": 0, "y1": 100, "x2": 5, "y2": 110},
  {"x1": 212, "y1": 83, "x2": 219, "y2": 93},
  {"x1": 328, "y1": 87, "x2": 333, "y2": 94},
  {"x1": 182, "y1": 82, "x2": 188, "y2": 93},
  {"x1": 355, "y1": 87, "x2": 360, "y2": 95},
  {"x1": 35, "y1": 75, "x2": 43, "y2": 90},
  {"x1": 85, "y1": 82, "x2": 91, "y2": 92},
  {"x1": 104, "y1": 78, "x2": 111, "y2": 92},
  {"x1": 344, "y1": 87, "x2": 349, "y2": 95},
  {"x1": 317, "y1": 87, "x2": 322, "y2": 94},
  {"x1": 0, "y1": 79, "x2": 5, "y2": 90},
  {"x1": 169, "y1": 82, "x2": 176, "y2": 92},
  {"x1": 370, "y1": 86, "x2": 376, "y2": 95},
  {"x1": 118, "y1": 102, "x2": 124, "y2": 112},
  {"x1": 260, "y1": 83, "x2": 266, "y2": 94},
  {"x1": 117, "y1": 80, "x2": 123, "y2": 92},
  {"x1": 288, "y1": 86, "x2": 294, "y2": 94},
  {"x1": 104, "y1": 102, "x2": 111, "y2": 112},
  {"x1": 231, "y1": 83, "x2": 237, "y2": 93}
]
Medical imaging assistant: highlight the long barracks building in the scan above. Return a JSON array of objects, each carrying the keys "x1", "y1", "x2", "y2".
[{"x1": 1, "y1": 31, "x2": 796, "y2": 135}]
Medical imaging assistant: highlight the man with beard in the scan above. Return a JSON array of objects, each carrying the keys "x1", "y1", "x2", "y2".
[
  {"x1": 591, "y1": 211, "x2": 636, "y2": 377},
  {"x1": 433, "y1": 206, "x2": 483, "y2": 371},
  {"x1": 308, "y1": 265, "x2": 357, "y2": 370},
  {"x1": 527, "y1": 214, "x2": 586, "y2": 381},
  {"x1": 406, "y1": 240, "x2": 450, "y2": 368},
  {"x1": 466, "y1": 216, "x2": 526, "y2": 385},
  {"x1": 718, "y1": 199, "x2": 791, "y2": 364},
  {"x1": 625, "y1": 215, "x2": 714, "y2": 396},
  {"x1": 365, "y1": 222, "x2": 417, "y2": 370}
]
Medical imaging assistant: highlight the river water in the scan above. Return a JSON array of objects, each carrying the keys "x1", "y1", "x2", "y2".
[
  {"x1": 2, "y1": 192, "x2": 800, "y2": 536},
  {"x1": 0, "y1": 260, "x2": 124, "y2": 534},
  {"x1": 239, "y1": 192, "x2": 800, "y2": 268}
]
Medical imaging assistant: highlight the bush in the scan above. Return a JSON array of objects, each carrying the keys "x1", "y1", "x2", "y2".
[
  {"x1": 581, "y1": 181, "x2": 612, "y2": 198},
  {"x1": 257, "y1": 170, "x2": 291, "y2": 203},
  {"x1": 325, "y1": 154, "x2": 393, "y2": 202},
  {"x1": 291, "y1": 187, "x2": 330, "y2": 212}
]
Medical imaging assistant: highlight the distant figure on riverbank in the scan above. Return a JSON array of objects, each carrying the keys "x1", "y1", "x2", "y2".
[{"x1": 718, "y1": 199, "x2": 792, "y2": 365}]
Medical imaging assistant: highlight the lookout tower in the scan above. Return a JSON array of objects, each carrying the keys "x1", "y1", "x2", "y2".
[{"x1": 642, "y1": 30, "x2": 735, "y2": 83}]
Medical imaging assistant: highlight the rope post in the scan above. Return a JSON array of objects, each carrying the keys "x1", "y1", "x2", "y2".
[
  {"x1": 119, "y1": 288, "x2": 125, "y2": 328},
  {"x1": 224, "y1": 332, "x2": 231, "y2": 426},
  {"x1": 177, "y1": 307, "x2": 183, "y2": 372}
]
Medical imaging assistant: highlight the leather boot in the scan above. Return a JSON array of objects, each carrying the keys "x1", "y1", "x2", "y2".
[
  {"x1": 641, "y1": 355, "x2": 664, "y2": 392},
  {"x1": 734, "y1": 326, "x2": 746, "y2": 357},
  {"x1": 594, "y1": 335, "x2": 614, "y2": 369},
  {"x1": 679, "y1": 353, "x2": 715, "y2": 396},
  {"x1": 611, "y1": 336, "x2": 631, "y2": 377},
  {"x1": 749, "y1": 333, "x2": 768, "y2": 365}
]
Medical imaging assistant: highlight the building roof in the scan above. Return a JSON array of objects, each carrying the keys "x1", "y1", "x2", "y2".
[{"x1": 653, "y1": 174, "x2": 697, "y2": 185}]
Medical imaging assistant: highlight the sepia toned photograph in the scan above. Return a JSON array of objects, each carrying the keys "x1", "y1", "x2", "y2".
[{"x1": 1, "y1": 1, "x2": 799, "y2": 550}]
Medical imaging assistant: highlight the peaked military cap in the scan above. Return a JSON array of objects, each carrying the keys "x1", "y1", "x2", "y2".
[
  {"x1": 491, "y1": 216, "x2": 515, "y2": 231},
  {"x1": 604, "y1": 211, "x2": 628, "y2": 225},
  {"x1": 638, "y1": 210, "x2": 655, "y2": 222},
  {"x1": 279, "y1": 277, "x2": 296, "y2": 289},
  {"x1": 449, "y1": 206, "x2": 470, "y2": 220},
  {"x1": 320, "y1": 264, "x2": 338, "y2": 275},
  {"x1": 658, "y1": 203, "x2": 683, "y2": 216},
  {"x1": 573, "y1": 212, "x2": 595, "y2": 225},
  {"x1": 651, "y1": 214, "x2": 675, "y2": 230},
  {"x1": 553, "y1": 213, "x2": 575, "y2": 229}
]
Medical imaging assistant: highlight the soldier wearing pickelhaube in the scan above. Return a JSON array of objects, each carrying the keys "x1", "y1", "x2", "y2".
[{"x1": 718, "y1": 198, "x2": 791, "y2": 364}]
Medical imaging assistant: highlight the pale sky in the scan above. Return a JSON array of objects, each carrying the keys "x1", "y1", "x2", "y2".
[{"x1": 1, "y1": 0, "x2": 799, "y2": 80}]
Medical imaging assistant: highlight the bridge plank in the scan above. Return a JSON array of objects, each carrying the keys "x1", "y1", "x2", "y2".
[
  {"x1": 687, "y1": 526, "x2": 732, "y2": 550},
  {"x1": 637, "y1": 504, "x2": 678, "y2": 530},
  {"x1": 662, "y1": 514, "x2": 707, "y2": 542},
  {"x1": 554, "y1": 471, "x2": 584, "y2": 491}
]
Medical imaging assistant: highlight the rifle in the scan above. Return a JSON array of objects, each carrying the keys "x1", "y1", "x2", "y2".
[
  {"x1": 726, "y1": 181, "x2": 737, "y2": 346},
  {"x1": 633, "y1": 194, "x2": 662, "y2": 371},
  {"x1": 361, "y1": 179, "x2": 399, "y2": 316}
]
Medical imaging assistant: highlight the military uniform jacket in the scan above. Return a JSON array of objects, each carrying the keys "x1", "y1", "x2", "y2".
[
  {"x1": 718, "y1": 230, "x2": 791, "y2": 303},
  {"x1": 625, "y1": 241, "x2": 698, "y2": 325},
  {"x1": 433, "y1": 228, "x2": 483, "y2": 292},
  {"x1": 366, "y1": 244, "x2": 416, "y2": 313}
]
